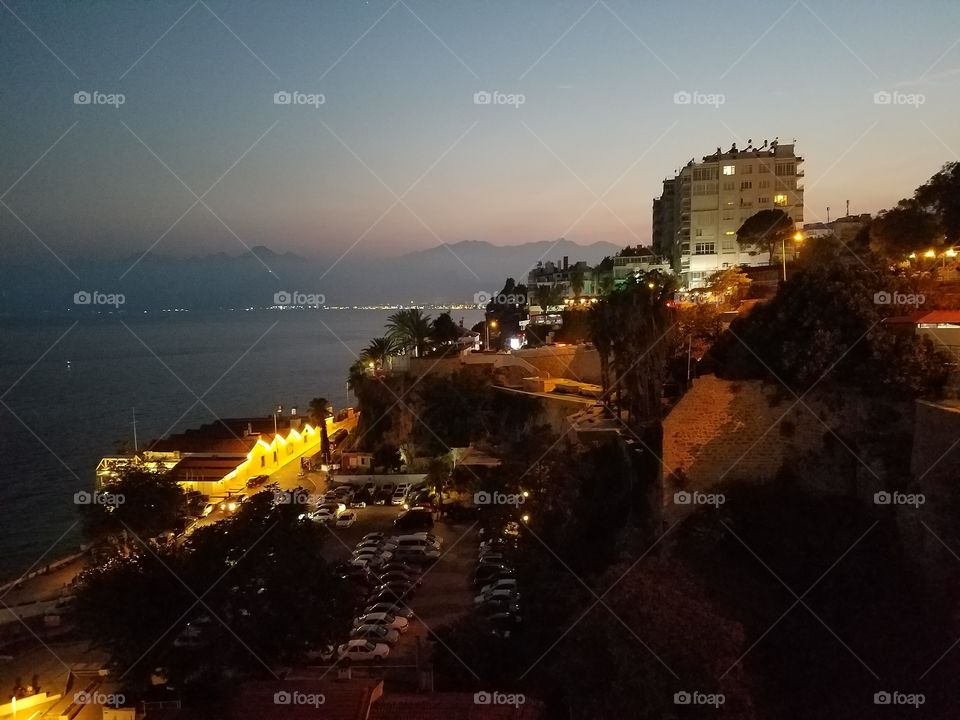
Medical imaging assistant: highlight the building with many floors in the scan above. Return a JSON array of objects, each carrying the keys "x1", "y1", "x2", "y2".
[{"x1": 654, "y1": 139, "x2": 805, "y2": 289}]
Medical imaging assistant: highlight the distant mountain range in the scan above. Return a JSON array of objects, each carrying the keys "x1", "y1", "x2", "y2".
[{"x1": 0, "y1": 239, "x2": 624, "y2": 313}]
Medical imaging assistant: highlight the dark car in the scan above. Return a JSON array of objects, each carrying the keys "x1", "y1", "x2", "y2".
[
  {"x1": 474, "y1": 565, "x2": 515, "y2": 587},
  {"x1": 378, "y1": 570, "x2": 421, "y2": 586},
  {"x1": 372, "y1": 580, "x2": 417, "y2": 599},
  {"x1": 246, "y1": 474, "x2": 269, "y2": 488},
  {"x1": 393, "y1": 507, "x2": 434, "y2": 531}
]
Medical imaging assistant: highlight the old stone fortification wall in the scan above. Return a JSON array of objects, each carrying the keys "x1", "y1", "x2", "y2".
[{"x1": 663, "y1": 375, "x2": 913, "y2": 499}]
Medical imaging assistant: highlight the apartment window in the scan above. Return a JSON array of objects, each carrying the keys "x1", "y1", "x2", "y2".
[
  {"x1": 721, "y1": 210, "x2": 733, "y2": 220},
  {"x1": 742, "y1": 164, "x2": 753, "y2": 174},
  {"x1": 692, "y1": 167, "x2": 718, "y2": 181},
  {"x1": 694, "y1": 242, "x2": 716, "y2": 255},
  {"x1": 722, "y1": 181, "x2": 735, "y2": 191},
  {"x1": 722, "y1": 165, "x2": 735, "y2": 175},
  {"x1": 774, "y1": 194, "x2": 788, "y2": 206},
  {"x1": 758, "y1": 163, "x2": 770, "y2": 173},
  {"x1": 724, "y1": 230, "x2": 735, "y2": 236},
  {"x1": 260, "y1": 456, "x2": 266, "y2": 467},
  {"x1": 759, "y1": 197, "x2": 769, "y2": 204},
  {"x1": 740, "y1": 181, "x2": 752, "y2": 190},
  {"x1": 759, "y1": 179, "x2": 770, "y2": 188},
  {"x1": 775, "y1": 162, "x2": 795, "y2": 175},
  {"x1": 695, "y1": 228, "x2": 703, "y2": 237}
]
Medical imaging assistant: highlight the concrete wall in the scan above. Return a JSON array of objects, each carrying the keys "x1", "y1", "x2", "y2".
[{"x1": 515, "y1": 345, "x2": 602, "y2": 384}]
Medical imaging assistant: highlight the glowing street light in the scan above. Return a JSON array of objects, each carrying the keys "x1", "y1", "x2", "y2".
[{"x1": 485, "y1": 319, "x2": 498, "y2": 350}]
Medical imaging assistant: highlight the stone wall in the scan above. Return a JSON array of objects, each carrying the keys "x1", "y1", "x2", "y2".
[
  {"x1": 515, "y1": 345, "x2": 602, "y2": 384},
  {"x1": 663, "y1": 374, "x2": 912, "y2": 499}
]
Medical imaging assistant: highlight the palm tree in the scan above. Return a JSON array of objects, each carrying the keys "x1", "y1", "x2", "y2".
[
  {"x1": 570, "y1": 268, "x2": 585, "y2": 298},
  {"x1": 362, "y1": 336, "x2": 396, "y2": 370},
  {"x1": 534, "y1": 284, "x2": 563, "y2": 322},
  {"x1": 386, "y1": 308, "x2": 432, "y2": 357},
  {"x1": 308, "y1": 397, "x2": 332, "y2": 462}
]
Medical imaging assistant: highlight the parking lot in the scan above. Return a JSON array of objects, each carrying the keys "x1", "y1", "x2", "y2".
[{"x1": 316, "y1": 504, "x2": 479, "y2": 666}]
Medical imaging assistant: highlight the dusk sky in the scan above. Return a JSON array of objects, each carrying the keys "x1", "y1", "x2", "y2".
[{"x1": 2, "y1": 0, "x2": 958, "y2": 264}]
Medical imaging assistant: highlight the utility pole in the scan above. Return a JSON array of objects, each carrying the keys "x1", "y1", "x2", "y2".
[{"x1": 132, "y1": 407, "x2": 138, "y2": 452}]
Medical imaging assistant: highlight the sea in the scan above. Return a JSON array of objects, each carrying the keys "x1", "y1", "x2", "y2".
[{"x1": 0, "y1": 308, "x2": 483, "y2": 579}]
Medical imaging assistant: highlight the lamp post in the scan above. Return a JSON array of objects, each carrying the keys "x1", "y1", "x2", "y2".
[
  {"x1": 485, "y1": 320, "x2": 497, "y2": 350},
  {"x1": 782, "y1": 232, "x2": 803, "y2": 281}
]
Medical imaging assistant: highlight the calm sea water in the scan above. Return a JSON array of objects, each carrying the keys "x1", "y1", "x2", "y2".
[{"x1": 0, "y1": 308, "x2": 482, "y2": 578}]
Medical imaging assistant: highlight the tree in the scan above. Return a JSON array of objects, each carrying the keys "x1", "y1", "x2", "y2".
[
  {"x1": 533, "y1": 284, "x2": 563, "y2": 320},
  {"x1": 569, "y1": 267, "x2": 585, "y2": 298},
  {"x1": 82, "y1": 467, "x2": 188, "y2": 540},
  {"x1": 705, "y1": 266, "x2": 752, "y2": 306},
  {"x1": 737, "y1": 209, "x2": 794, "y2": 264},
  {"x1": 309, "y1": 396, "x2": 332, "y2": 462},
  {"x1": 430, "y1": 312, "x2": 461, "y2": 345},
  {"x1": 869, "y1": 198, "x2": 941, "y2": 259},
  {"x1": 361, "y1": 336, "x2": 396, "y2": 370},
  {"x1": 915, "y1": 160, "x2": 960, "y2": 242},
  {"x1": 386, "y1": 308, "x2": 432, "y2": 357}
]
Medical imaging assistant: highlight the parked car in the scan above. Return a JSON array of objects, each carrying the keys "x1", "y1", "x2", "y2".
[
  {"x1": 304, "y1": 644, "x2": 336, "y2": 662},
  {"x1": 378, "y1": 570, "x2": 421, "y2": 587},
  {"x1": 392, "y1": 546, "x2": 440, "y2": 564},
  {"x1": 475, "y1": 588, "x2": 521, "y2": 605},
  {"x1": 479, "y1": 597, "x2": 521, "y2": 615},
  {"x1": 361, "y1": 532, "x2": 385, "y2": 543},
  {"x1": 364, "y1": 601, "x2": 415, "y2": 619},
  {"x1": 393, "y1": 507, "x2": 434, "y2": 531},
  {"x1": 372, "y1": 580, "x2": 417, "y2": 598},
  {"x1": 391, "y1": 489, "x2": 408, "y2": 506},
  {"x1": 394, "y1": 531, "x2": 443, "y2": 549},
  {"x1": 311, "y1": 507, "x2": 337, "y2": 524},
  {"x1": 350, "y1": 624, "x2": 399, "y2": 645},
  {"x1": 364, "y1": 482, "x2": 377, "y2": 495},
  {"x1": 474, "y1": 565, "x2": 514, "y2": 587},
  {"x1": 245, "y1": 474, "x2": 269, "y2": 488},
  {"x1": 353, "y1": 612, "x2": 409, "y2": 633},
  {"x1": 337, "y1": 639, "x2": 389, "y2": 662},
  {"x1": 336, "y1": 511, "x2": 357, "y2": 528},
  {"x1": 480, "y1": 578, "x2": 518, "y2": 595}
]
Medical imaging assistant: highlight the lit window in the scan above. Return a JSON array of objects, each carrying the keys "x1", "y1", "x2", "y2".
[
  {"x1": 774, "y1": 194, "x2": 788, "y2": 206},
  {"x1": 722, "y1": 165, "x2": 735, "y2": 175},
  {"x1": 725, "y1": 230, "x2": 735, "y2": 236}
]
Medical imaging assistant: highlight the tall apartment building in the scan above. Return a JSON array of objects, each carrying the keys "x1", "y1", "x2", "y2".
[{"x1": 654, "y1": 139, "x2": 804, "y2": 289}]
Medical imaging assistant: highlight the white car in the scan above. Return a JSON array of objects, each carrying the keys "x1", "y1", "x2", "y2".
[
  {"x1": 353, "y1": 612, "x2": 409, "y2": 633},
  {"x1": 350, "y1": 550, "x2": 393, "y2": 568},
  {"x1": 481, "y1": 578, "x2": 518, "y2": 595},
  {"x1": 364, "y1": 602, "x2": 415, "y2": 619},
  {"x1": 350, "y1": 624, "x2": 400, "y2": 645},
  {"x1": 336, "y1": 511, "x2": 357, "y2": 528},
  {"x1": 475, "y1": 588, "x2": 521, "y2": 605},
  {"x1": 337, "y1": 639, "x2": 390, "y2": 662}
]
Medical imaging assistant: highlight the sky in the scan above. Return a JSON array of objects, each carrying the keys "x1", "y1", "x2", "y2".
[{"x1": 1, "y1": 0, "x2": 959, "y2": 265}]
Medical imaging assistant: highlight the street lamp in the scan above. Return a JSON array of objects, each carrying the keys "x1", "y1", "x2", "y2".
[{"x1": 782, "y1": 232, "x2": 804, "y2": 281}]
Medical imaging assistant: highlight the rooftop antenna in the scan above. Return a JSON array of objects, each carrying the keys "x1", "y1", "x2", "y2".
[
  {"x1": 846, "y1": 199, "x2": 850, "y2": 217},
  {"x1": 827, "y1": 206, "x2": 831, "y2": 223}
]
